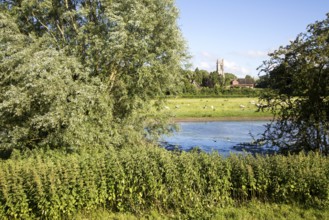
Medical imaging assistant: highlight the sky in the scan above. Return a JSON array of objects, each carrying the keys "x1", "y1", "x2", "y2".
[{"x1": 175, "y1": 0, "x2": 329, "y2": 78}]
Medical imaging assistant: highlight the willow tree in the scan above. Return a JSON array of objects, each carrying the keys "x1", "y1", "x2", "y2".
[
  {"x1": 0, "y1": 12, "x2": 118, "y2": 153},
  {"x1": 258, "y1": 14, "x2": 329, "y2": 155},
  {"x1": 0, "y1": 0, "x2": 187, "y2": 153}
]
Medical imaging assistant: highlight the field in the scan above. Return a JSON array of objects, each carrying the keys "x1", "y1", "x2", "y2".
[{"x1": 164, "y1": 97, "x2": 273, "y2": 120}]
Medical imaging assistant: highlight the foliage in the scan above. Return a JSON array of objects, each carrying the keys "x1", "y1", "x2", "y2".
[
  {"x1": 0, "y1": 147, "x2": 328, "y2": 219},
  {"x1": 244, "y1": 74, "x2": 255, "y2": 84},
  {"x1": 255, "y1": 74, "x2": 270, "y2": 88},
  {"x1": 258, "y1": 14, "x2": 329, "y2": 155},
  {"x1": 182, "y1": 68, "x2": 237, "y2": 89},
  {"x1": 0, "y1": 13, "x2": 114, "y2": 152},
  {"x1": 0, "y1": 0, "x2": 187, "y2": 153},
  {"x1": 224, "y1": 72, "x2": 238, "y2": 85},
  {"x1": 180, "y1": 68, "x2": 260, "y2": 96},
  {"x1": 177, "y1": 88, "x2": 263, "y2": 98}
]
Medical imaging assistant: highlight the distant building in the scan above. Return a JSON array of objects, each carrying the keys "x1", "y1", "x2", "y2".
[
  {"x1": 231, "y1": 78, "x2": 255, "y2": 88},
  {"x1": 216, "y1": 59, "x2": 225, "y2": 78}
]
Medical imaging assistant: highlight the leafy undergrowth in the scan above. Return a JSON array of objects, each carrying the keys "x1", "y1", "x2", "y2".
[{"x1": 0, "y1": 146, "x2": 328, "y2": 219}]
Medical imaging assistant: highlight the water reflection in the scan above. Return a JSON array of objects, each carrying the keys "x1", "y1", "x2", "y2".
[{"x1": 160, "y1": 121, "x2": 269, "y2": 156}]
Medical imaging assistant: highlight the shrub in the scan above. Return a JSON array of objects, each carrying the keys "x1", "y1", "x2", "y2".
[{"x1": 0, "y1": 147, "x2": 328, "y2": 219}]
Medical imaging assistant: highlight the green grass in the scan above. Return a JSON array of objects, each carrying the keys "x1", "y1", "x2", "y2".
[
  {"x1": 164, "y1": 98, "x2": 272, "y2": 120},
  {"x1": 76, "y1": 202, "x2": 329, "y2": 219}
]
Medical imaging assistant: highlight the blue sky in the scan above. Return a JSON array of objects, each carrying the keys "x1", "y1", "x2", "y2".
[{"x1": 175, "y1": 0, "x2": 329, "y2": 78}]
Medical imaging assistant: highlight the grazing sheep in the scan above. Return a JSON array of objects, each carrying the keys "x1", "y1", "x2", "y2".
[
  {"x1": 256, "y1": 103, "x2": 268, "y2": 108},
  {"x1": 175, "y1": 105, "x2": 180, "y2": 109},
  {"x1": 239, "y1": 105, "x2": 245, "y2": 109},
  {"x1": 164, "y1": 106, "x2": 170, "y2": 110}
]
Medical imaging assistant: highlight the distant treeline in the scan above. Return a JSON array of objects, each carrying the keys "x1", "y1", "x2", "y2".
[
  {"x1": 177, "y1": 87, "x2": 263, "y2": 98},
  {"x1": 177, "y1": 68, "x2": 264, "y2": 97}
]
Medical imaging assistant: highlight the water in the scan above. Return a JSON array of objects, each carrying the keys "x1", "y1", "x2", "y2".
[{"x1": 160, "y1": 121, "x2": 268, "y2": 156}]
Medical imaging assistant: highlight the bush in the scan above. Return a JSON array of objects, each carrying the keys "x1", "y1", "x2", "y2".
[{"x1": 0, "y1": 147, "x2": 328, "y2": 219}]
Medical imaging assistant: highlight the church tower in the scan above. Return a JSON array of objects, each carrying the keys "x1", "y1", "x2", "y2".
[{"x1": 216, "y1": 59, "x2": 225, "y2": 79}]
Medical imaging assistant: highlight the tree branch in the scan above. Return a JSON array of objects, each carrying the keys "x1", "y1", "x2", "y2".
[
  {"x1": 109, "y1": 68, "x2": 117, "y2": 92},
  {"x1": 64, "y1": 0, "x2": 78, "y2": 33},
  {"x1": 56, "y1": 21, "x2": 66, "y2": 41},
  {"x1": 31, "y1": 12, "x2": 58, "y2": 43}
]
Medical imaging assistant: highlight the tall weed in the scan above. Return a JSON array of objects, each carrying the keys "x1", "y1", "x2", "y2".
[{"x1": 0, "y1": 147, "x2": 328, "y2": 219}]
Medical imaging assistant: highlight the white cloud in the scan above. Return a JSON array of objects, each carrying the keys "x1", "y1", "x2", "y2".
[
  {"x1": 200, "y1": 51, "x2": 213, "y2": 58},
  {"x1": 233, "y1": 50, "x2": 271, "y2": 59},
  {"x1": 224, "y1": 60, "x2": 252, "y2": 77},
  {"x1": 191, "y1": 51, "x2": 217, "y2": 71},
  {"x1": 199, "y1": 61, "x2": 211, "y2": 69},
  {"x1": 246, "y1": 50, "x2": 269, "y2": 58}
]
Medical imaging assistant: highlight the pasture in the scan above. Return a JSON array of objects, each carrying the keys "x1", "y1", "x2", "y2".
[{"x1": 164, "y1": 97, "x2": 272, "y2": 120}]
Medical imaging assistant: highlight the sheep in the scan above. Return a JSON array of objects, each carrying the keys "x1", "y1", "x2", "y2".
[{"x1": 256, "y1": 103, "x2": 268, "y2": 108}]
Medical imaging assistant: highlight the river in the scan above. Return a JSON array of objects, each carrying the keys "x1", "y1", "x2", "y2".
[{"x1": 160, "y1": 121, "x2": 271, "y2": 156}]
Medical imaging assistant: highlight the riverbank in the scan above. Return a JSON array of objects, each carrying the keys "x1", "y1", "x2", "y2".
[
  {"x1": 173, "y1": 116, "x2": 273, "y2": 122},
  {"x1": 165, "y1": 97, "x2": 273, "y2": 120}
]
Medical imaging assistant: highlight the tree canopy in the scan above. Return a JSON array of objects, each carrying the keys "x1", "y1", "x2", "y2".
[
  {"x1": 0, "y1": 0, "x2": 187, "y2": 153},
  {"x1": 258, "y1": 13, "x2": 329, "y2": 155}
]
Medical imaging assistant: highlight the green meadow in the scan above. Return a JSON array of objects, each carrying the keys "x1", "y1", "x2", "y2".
[{"x1": 164, "y1": 97, "x2": 272, "y2": 120}]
